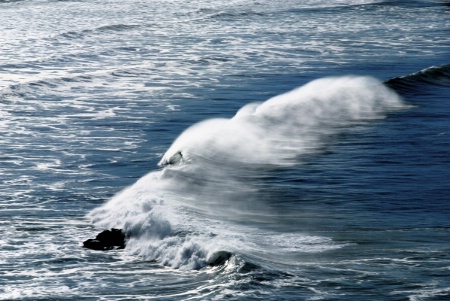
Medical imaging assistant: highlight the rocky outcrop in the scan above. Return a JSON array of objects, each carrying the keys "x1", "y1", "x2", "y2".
[
  {"x1": 83, "y1": 228, "x2": 126, "y2": 251},
  {"x1": 82, "y1": 229, "x2": 232, "y2": 268}
]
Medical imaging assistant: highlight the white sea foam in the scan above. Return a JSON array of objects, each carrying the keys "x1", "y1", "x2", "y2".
[{"x1": 88, "y1": 76, "x2": 404, "y2": 269}]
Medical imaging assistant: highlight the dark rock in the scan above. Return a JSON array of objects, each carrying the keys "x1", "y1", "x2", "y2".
[{"x1": 83, "y1": 228, "x2": 126, "y2": 251}]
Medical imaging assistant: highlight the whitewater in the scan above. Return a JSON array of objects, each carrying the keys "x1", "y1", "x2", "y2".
[
  {"x1": 88, "y1": 76, "x2": 405, "y2": 269},
  {"x1": 1, "y1": 0, "x2": 449, "y2": 300}
]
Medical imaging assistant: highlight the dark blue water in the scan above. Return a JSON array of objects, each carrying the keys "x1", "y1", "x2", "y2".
[{"x1": 1, "y1": 0, "x2": 449, "y2": 300}]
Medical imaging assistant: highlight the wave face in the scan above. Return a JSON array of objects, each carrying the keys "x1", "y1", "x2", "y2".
[
  {"x1": 88, "y1": 76, "x2": 404, "y2": 269},
  {"x1": 386, "y1": 64, "x2": 450, "y2": 95}
]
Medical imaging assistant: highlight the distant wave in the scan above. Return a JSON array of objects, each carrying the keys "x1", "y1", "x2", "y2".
[
  {"x1": 385, "y1": 64, "x2": 450, "y2": 94},
  {"x1": 58, "y1": 23, "x2": 141, "y2": 40},
  {"x1": 198, "y1": 0, "x2": 389, "y2": 18},
  {"x1": 0, "y1": 0, "x2": 25, "y2": 4}
]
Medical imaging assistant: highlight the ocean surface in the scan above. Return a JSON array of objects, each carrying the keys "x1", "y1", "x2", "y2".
[{"x1": 1, "y1": 0, "x2": 449, "y2": 300}]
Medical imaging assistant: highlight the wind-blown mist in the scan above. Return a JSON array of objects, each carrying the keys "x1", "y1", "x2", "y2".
[
  {"x1": 88, "y1": 76, "x2": 404, "y2": 269},
  {"x1": 160, "y1": 76, "x2": 402, "y2": 167}
]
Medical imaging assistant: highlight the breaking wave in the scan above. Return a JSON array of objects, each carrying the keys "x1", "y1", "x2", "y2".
[
  {"x1": 385, "y1": 64, "x2": 450, "y2": 95},
  {"x1": 87, "y1": 76, "x2": 404, "y2": 269}
]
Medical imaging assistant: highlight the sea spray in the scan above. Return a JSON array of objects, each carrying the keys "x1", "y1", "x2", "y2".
[
  {"x1": 160, "y1": 76, "x2": 403, "y2": 167},
  {"x1": 87, "y1": 76, "x2": 404, "y2": 269}
]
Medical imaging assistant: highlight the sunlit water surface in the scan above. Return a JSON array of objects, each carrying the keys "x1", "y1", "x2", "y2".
[{"x1": 1, "y1": 0, "x2": 449, "y2": 300}]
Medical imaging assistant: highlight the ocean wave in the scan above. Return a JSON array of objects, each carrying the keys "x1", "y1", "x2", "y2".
[
  {"x1": 56, "y1": 23, "x2": 141, "y2": 41},
  {"x1": 160, "y1": 76, "x2": 403, "y2": 167},
  {"x1": 197, "y1": 0, "x2": 388, "y2": 19},
  {"x1": 385, "y1": 64, "x2": 450, "y2": 96},
  {"x1": 88, "y1": 76, "x2": 404, "y2": 270},
  {"x1": 0, "y1": 0, "x2": 25, "y2": 4}
]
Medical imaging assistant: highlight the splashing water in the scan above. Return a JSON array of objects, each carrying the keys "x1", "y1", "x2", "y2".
[
  {"x1": 87, "y1": 76, "x2": 404, "y2": 269},
  {"x1": 160, "y1": 76, "x2": 402, "y2": 167}
]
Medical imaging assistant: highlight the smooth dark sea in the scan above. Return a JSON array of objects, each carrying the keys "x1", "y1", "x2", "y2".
[{"x1": 1, "y1": 0, "x2": 449, "y2": 300}]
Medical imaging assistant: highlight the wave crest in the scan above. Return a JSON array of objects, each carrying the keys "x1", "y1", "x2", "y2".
[
  {"x1": 386, "y1": 64, "x2": 450, "y2": 94},
  {"x1": 160, "y1": 76, "x2": 403, "y2": 167}
]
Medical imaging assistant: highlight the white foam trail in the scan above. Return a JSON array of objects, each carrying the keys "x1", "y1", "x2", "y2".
[{"x1": 88, "y1": 76, "x2": 404, "y2": 269}]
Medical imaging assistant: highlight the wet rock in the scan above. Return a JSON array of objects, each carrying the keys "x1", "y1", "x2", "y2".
[{"x1": 83, "y1": 228, "x2": 126, "y2": 251}]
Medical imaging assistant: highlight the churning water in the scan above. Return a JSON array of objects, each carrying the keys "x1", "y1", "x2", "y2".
[{"x1": 1, "y1": 0, "x2": 449, "y2": 300}]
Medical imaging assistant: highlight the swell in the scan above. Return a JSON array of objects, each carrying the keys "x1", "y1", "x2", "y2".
[
  {"x1": 0, "y1": 0, "x2": 26, "y2": 4},
  {"x1": 59, "y1": 23, "x2": 141, "y2": 40},
  {"x1": 0, "y1": 65, "x2": 152, "y2": 101},
  {"x1": 0, "y1": 74, "x2": 94, "y2": 100},
  {"x1": 385, "y1": 64, "x2": 450, "y2": 95}
]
